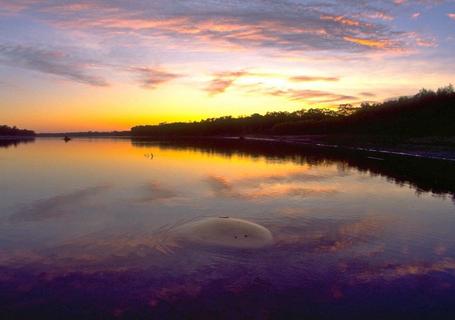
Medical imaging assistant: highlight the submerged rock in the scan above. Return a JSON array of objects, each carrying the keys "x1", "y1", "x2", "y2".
[{"x1": 175, "y1": 217, "x2": 273, "y2": 249}]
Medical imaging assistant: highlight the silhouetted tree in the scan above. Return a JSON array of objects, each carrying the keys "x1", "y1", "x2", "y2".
[
  {"x1": 131, "y1": 85, "x2": 455, "y2": 137},
  {"x1": 0, "y1": 125, "x2": 35, "y2": 136}
]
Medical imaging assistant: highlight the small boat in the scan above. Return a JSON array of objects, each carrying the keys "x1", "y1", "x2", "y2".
[{"x1": 63, "y1": 136, "x2": 71, "y2": 142}]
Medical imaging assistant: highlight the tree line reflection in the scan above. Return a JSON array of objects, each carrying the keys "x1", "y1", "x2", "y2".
[
  {"x1": 132, "y1": 138, "x2": 455, "y2": 202},
  {"x1": 0, "y1": 138, "x2": 35, "y2": 149}
]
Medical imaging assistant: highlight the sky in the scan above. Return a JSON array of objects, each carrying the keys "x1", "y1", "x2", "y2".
[{"x1": 0, "y1": 0, "x2": 454, "y2": 132}]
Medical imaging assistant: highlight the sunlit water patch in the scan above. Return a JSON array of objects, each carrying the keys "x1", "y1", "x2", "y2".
[{"x1": 0, "y1": 138, "x2": 454, "y2": 319}]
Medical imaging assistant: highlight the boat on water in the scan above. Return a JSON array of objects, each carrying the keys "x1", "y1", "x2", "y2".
[{"x1": 63, "y1": 136, "x2": 71, "y2": 142}]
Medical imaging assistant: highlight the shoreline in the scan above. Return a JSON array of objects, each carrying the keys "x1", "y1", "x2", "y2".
[
  {"x1": 4, "y1": 134, "x2": 455, "y2": 162},
  {"x1": 237, "y1": 135, "x2": 455, "y2": 162}
]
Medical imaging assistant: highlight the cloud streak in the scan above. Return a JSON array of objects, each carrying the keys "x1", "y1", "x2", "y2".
[
  {"x1": 290, "y1": 75, "x2": 339, "y2": 82},
  {"x1": 205, "y1": 70, "x2": 247, "y2": 95},
  {"x1": 0, "y1": 44, "x2": 108, "y2": 87},
  {"x1": 262, "y1": 88, "x2": 357, "y2": 103},
  {"x1": 206, "y1": 70, "x2": 342, "y2": 97},
  {"x1": 130, "y1": 67, "x2": 180, "y2": 89}
]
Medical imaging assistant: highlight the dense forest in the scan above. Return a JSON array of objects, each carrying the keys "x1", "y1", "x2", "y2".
[
  {"x1": 0, "y1": 125, "x2": 35, "y2": 136},
  {"x1": 132, "y1": 85, "x2": 455, "y2": 137}
]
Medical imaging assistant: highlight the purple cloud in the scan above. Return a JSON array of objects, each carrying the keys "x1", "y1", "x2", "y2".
[
  {"x1": 130, "y1": 67, "x2": 180, "y2": 89},
  {"x1": 0, "y1": 44, "x2": 108, "y2": 87}
]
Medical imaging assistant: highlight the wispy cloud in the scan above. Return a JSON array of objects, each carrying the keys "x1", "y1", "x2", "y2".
[
  {"x1": 205, "y1": 70, "x2": 247, "y2": 95},
  {"x1": 206, "y1": 71, "x2": 342, "y2": 97},
  {"x1": 129, "y1": 67, "x2": 180, "y2": 89},
  {"x1": 290, "y1": 75, "x2": 339, "y2": 82},
  {"x1": 448, "y1": 13, "x2": 455, "y2": 20},
  {"x1": 0, "y1": 44, "x2": 108, "y2": 86},
  {"x1": 405, "y1": 32, "x2": 437, "y2": 48},
  {"x1": 263, "y1": 88, "x2": 357, "y2": 103},
  {"x1": 358, "y1": 11, "x2": 394, "y2": 21},
  {"x1": 0, "y1": 0, "x2": 40, "y2": 14},
  {"x1": 360, "y1": 92, "x2": 376, "y2": 97},
  {"x1": 343, "y1": 36, "x2": 397, "y2": 49}
]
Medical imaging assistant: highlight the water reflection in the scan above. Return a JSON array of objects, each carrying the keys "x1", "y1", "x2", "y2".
[
  {"x1": 10, "y1": 185, "x2": 110, "y2": 222},
  {"x1": 0, "y1": 138, "x2": 454, "y2": 319},
  {"x1": 133, "y1": 138, "x2": 455, "y2": 201},
  {"x1": 137, "y1": 182, "x2": 179, "y2": 202},
  {"x1": 205, "y1": 175, "x2": 338, "y2": 200},
  {"x1": 0, "y1": 137, "x2": 35, "y2": 148}
]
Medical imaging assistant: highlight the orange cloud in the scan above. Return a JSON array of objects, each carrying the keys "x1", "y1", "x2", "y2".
[
  {"x1": 205, "y1": 70, "x2": 248, "y2": 95},
  {"x1": 290, "y1": 75, "x2": 339, "y2": 82},
  {"x1": 320, "y1": 15, "x2": 363, "y2": 27},
  {"x1": 343, "y1": 36, "x2": 394, "y2": 49}
]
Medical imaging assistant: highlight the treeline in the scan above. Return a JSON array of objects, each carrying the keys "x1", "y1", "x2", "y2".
[
  {"x1": 0, "y1": 125, "x2": 35, "y2": 136},
  {"x1": 132, "y1": 85, "x2": 455, "y2": 137}
]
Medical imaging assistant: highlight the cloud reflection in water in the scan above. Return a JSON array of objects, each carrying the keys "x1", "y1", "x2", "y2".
[{"x1": 10, "y1": 185, "x2": 110, "y2": 222}]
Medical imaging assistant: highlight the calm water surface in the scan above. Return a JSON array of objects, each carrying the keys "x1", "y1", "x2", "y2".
[{"x1": 1, "y1": 138, "x2": 454, "y2": 319}]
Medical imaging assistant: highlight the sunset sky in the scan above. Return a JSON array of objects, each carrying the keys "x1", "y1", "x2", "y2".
[{"x1": 1, "y1": 0, "x2": 454, "y2": 132}]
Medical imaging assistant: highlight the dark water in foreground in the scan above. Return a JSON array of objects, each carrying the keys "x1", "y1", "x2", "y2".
[{"x1": 1, "y1": 138, "x2": 455, "y2": 319}]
